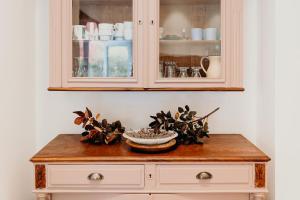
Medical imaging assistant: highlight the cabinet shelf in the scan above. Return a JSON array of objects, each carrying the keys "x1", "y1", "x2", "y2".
[
  {"x1": 73, "y1": 39, "x2": 132, "y2": 44},
  {"x1": 160, "y1": 40, "x2": 221, "y2": 45}
]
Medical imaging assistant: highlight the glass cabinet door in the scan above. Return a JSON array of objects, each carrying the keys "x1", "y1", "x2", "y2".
[
  {"x1": 61, "y1": 0, "x2": 143, "y2": 88},
  {"x1": 147, "y1": 0, "x2": 231, "y2": 88},
  {"x1": 159, "y1": 0, "x2": 221, "y2": 80}
]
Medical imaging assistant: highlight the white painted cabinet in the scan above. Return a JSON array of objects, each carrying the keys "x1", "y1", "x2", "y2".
[{"x1": 49, "y1": 0, "x2": 244, "y2": 91}]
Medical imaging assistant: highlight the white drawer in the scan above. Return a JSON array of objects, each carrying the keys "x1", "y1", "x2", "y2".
[
  {"x1": 47, "y1": 165, "x2": 144, "y2": 189},
  {"x1": 156, "y1": 164, "x2": 253, "y2": 190}
]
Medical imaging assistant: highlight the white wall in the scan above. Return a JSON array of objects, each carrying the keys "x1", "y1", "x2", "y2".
[
  {"x1": 3, "y1": 0, "x2": 295, "y2": 199},
  {"x1": 36, "y1": 0, "x2": 260, "y2": 149},
  {"x1": 257, "y1": 0, "x2": 275, "y2": 199},
  {"x1": 274, "y1": 0, "x2": 300, "y2": 199},
  {"x1": 0, "y1": 0, "x2": 36, "y2": 199}
]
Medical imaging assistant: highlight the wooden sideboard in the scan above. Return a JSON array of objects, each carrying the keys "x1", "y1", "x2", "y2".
[{"x1": 31, "y1": 134, "x2": 270, "y2": 200}]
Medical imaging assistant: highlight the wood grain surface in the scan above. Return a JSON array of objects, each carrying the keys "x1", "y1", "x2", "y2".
[
  {"x1": 35, "y1": 165, "x2": 46, "y2": 189},
  {"x1": 255, "y1": 163, "x2": 266, "y2": 188},
  {"x1": 31, "y1": 134, "x2": 270, "y2": 163}
]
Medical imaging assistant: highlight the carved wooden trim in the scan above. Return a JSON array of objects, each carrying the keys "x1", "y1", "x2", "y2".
[
  {"x1": 35, "y1": 165, "x2": 46, "y2": 189},
  {"x1": 255, "y1": 163, "x2": 266, "y2": 188}
]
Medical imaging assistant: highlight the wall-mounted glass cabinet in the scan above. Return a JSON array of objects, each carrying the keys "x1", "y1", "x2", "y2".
[{"x1": 49, "y1": 0, "x2": 243, "y2": 91}]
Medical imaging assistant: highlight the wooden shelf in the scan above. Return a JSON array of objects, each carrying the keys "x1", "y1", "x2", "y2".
[
  {"x1": 79, "y1": 0, "x2": 132, "y2": 6},
  {"x1": 160, "y1": 40, "x2": 221, "y2": 45},
  {"x1": 160, "y1": 0, "x2": 220, "y2": 5},
  {"x1": 48, "y1": 87, "x2": 245, "y2": 92}
]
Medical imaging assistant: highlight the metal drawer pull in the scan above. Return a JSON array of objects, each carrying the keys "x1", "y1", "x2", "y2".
[
  {"x1": 196, "y1": 172, "x2": 213, "y2": 180},
  {"x1": 88, "y1": 173, "x2": 104, "y2": 181}
]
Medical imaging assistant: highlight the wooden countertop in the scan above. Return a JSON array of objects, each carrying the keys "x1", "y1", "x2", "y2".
[{"x1": 31, "y1": 134, "x2": 270, "y2": 163}]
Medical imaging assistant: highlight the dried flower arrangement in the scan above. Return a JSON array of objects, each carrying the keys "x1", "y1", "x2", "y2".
[
  {"x1": 149, "y1": 105, "x2": 220, "y2": 144},
  {"x1": 73, "y1": 107, "x2": 125, "y2": 144}
]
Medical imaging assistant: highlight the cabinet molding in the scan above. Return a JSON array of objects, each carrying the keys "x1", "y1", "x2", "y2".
[{"x1": 49, "y1": 0, "x2": 62, "y2": 87}]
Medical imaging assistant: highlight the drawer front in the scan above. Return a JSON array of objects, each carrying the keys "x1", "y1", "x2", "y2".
[
  {"x1": 54, "y1": 194, "x2": 149, "y2": 200},
  {"x1": 156, "y1": 164, "x2": 253, "y2": 190},
  {"x1": 152, "y1": 194, "x2": 249, "y2": 200},
  {"x1": 47, "y1": 165, "x2": 144, "y2": 189}
]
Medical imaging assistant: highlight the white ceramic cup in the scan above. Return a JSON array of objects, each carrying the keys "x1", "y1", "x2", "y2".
[
  {"x1": 123, "y1": 21, "x2": 133, "y2": 40},
  {"x1": 124, "y1": 29, "x2": 132, "y2": 40},
  {"x1": 99, "y1": 29, "x2": 114, "y2": 36},
  {"x1": 124, "y1": 21, "x2": 133, "y2": 29},
  {"x1": 86, "y1": 22, "x2": 97, "y2": 34},
  {"x1": 204, "y1": 28, "x2": 217, "y2": 40},
  {"x1": 73, "y1": 25, "x2": 86, "y2": 40},
  {"x1": 86, "y1": 22, "x2": 99, "y2": 40},
  {"x1": 98, "y1": 23, "x2": 114, "y2": 30},
  {"x1": 114, "y1": 23, "x2": 124, "y2": 38},
  {"x1": 98, "y1": 23, "x2": 114, "y2": 41},
  {"x1": 191, "y1": 28, "x2": 203, "y2": 40}
]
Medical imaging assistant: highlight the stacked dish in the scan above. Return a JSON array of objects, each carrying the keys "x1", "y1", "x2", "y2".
[{"x1": 98, "y1": 23, "x2": 114, "y2": 41}]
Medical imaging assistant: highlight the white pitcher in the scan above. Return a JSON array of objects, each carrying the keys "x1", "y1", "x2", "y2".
[{"x1": 200, "y1": 56, "x2": 221, "y2": 78}]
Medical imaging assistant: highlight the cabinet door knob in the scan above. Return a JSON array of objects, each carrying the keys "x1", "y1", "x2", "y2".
[
  {"x1": 88, "y1": 173, "x2": 104, "y2": 181},
  {"x1": 138, "y1": 20, "x2": 143, "y2": 25},
  {"x1": 150, "y1": 20, "x2": 155, "y2": 25},
  {"x1": 196, "y1": 172, "x2": 213, "y2": 180}
]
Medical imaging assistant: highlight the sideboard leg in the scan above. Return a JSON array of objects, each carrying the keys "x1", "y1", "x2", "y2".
[
  {"x1": 250, "y1": 193, "x2": 266, "y2": 200},
  {"x1": 36, "y1": 193, "x2": 51, "y2": 200}
]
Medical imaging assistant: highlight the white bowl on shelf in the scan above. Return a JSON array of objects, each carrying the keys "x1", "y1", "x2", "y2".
[
  {"x1": 123, "y1": 130, "x2": 178, "y2": 145},
  {"x1": 99, "y1": 35, "x2": 112, "y2": 41},
  {"x1": 99, "y1": 29, "x2": 114, "y2": 36}
]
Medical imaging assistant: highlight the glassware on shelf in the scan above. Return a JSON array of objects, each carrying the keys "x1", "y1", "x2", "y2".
[
  {"x1": 73, "y1": 57, "x2": 88, "y2": 77},
  {"x1": 108, "y1": 45, "x2": 132, "y2": 77},
  {"x1": 178, "y1": 67, "x2": 188, "y2": 78},
  {"x1": 191, "y1": 67, "x2": 202, "y2": 78},
  {"x1": 181, "y1": 28, "x2": 187, "y2": 40},
  {"x1": 163, "y1": 61, "x2": 176, "y2": 78},
  {"x1": 159, "y1": 27, "x2": 164, "y2": 39},
  {"x1": 88, "y1": 59, "x2": 104, "y2": 77},
  {"x1": 159, "y1": 61, "x2": 164, "y2": 77}
]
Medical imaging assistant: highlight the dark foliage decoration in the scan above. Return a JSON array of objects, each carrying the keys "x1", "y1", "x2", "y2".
[
  {"x1": 149, "y1": 106, "x2": 220, "y2": 144},
  {"x1": 73, "y1": 108, "x2": 125, "y2": 144}
]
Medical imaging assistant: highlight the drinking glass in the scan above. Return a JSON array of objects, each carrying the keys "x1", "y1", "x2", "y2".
[
  {"x1": 179, "y1": 67, "x2": 188, "y2": 78},
  {"x1": 191, "y1": 67, "x2": 201, "y2": 78}
]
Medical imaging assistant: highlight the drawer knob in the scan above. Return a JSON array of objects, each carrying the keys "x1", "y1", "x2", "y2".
[
  {"x1": 88, "y1": 173, "x2": 104, "y2": 181},
  {"x1": 196, "y1": 172, "x2": 213, "y2": 180}
]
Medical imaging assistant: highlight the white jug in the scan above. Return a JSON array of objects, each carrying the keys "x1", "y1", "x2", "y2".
[{"x1": 200, "y1": 56, "x2": 221, "y2": 78}]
